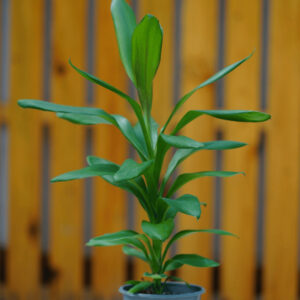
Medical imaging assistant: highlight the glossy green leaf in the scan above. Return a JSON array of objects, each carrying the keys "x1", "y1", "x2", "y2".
[
  {"x1": 163, "y1": 229, "x2": 237, "y2": 260},
  {"x1": 164, "y1": 260, "x2": 183, "y2": 272},
  {"x1": 203, "y1": 140, "x2": 247, "y2": 150},
  {"x1": 57, "y1": 112, "x2": 111, "y2": 125},
  {"x1": 132, "y1": 14, "x2": 163, "y2": 112},
  {"x1": 86, "y1": 156, "x2": 149, "y2": 211},
  {"x1": 69, "y1": 60, "x2": 145, "y2": 123},
  {"x1": 165, "y1": 254, "x2": 219, "y2": 270},
  {"x1": 160, "y1": 133, "x2": 204, "y2": 149},
  {"x1": 18, "y1": 99, "x2": 104, "y2": 115},
  {"x1": 123, "y1": 246, "x2": 148, "y2": 262},
  {"x1": 114, "y1": 159, "x2": 153, "y2": 182},
  {"x1": 162, "y1": 194, "x2": 203, "y2": 220},
  {"x1": 51, "y1": 164, "x2": 118, "y2": 183},
  {"x1": 143, "y1": 272, "x2": 167, "y2": 280},
  {"x1": 111, "y1": 0, "x2": 136, "y2": 83},
  {"x1": 162, "y1": 53, "x2": 254, "y2": 132},
  {"x1": 142, "y1": 219, "x2": 174, "y2": 241},
  {"x1": 86, "y1": 230, "x2": 147, "y2": 254},
  {"x1": 125, "y1": 280, "x2": 140, "y2": 285},
  {"x1": 18, "y1": 100, "x2": 148, "y2": 159},
  {"x1": 128, "y1": 281, "x2": 152, "y2": 294},
  {"x1": 167, "y1": 171, "x2": 244, "y2": 197},
  {"x1": 173, "y1": 110, "x2": 271, "y2": 134}
]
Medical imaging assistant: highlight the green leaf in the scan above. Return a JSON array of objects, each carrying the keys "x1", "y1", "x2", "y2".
[
  {"x1": 122, "y1": 245, "x2": 148, "y2": 262},
  {"x1": 167, "y1": 171, "x2": 244, "y2": 197},
  {"x1": 160, "y1": 133, "x2": 204, "y2": 149},
  {"x1": 162, "y1": 194, "x2": 203, "y2": 220},
  {"x1": 57, "y1": 112, "x2": 111, "y2": 125},
  {"x1": 142, "y1": 219, "x2": 174, "y2": 241},
  {"x1": 125, "y1": 280, "x2": 140, "y2": 285},
  {"x1": 132, "y1": 14, "x2": 163, "y2": 112},
  {"x1": 143, "y1": 272, "x2": 167, "y2": 280},
  {"x1": 113, "y1": 159, "x2": 153, "y2": 182},
  {"x1": 203, "y1": 140, "x2": 247, "y2": 150},
  {"x1": 160, "y1": 142, "x2": 247, "y2": 195},
  {"x1": 68, "y1": 60, "x2": 145, "y2": 125},
  {"x1": 128, "y1": 281, "x2": 152, "y2": 294},
  {"x1": 163, "y1": 229, "x2": 237, "y2": 260},
  {"x1": 18, "y1": 99, "x2": 104, "y2": 115},
  {"x1": 87, "y1": 230, "x2": 147, "y2": 254},
  {"x1": 162, "y1": 52, "x2": 254, "y2": 132},
  {"x1": 164, "y1": 261, "x2": 183, "y2": 272},
  {"x1": 165, "y1": 254, "x2": 219, "y2": 270},
  {"x1": 111, "y1": 0, "x2": 137, "y2": 83},
  {"x1": 18, "y1": 100, "x2": 148, "y2": 159},
  {"x1": 86, "y1": 156, "x2": 150, "y2": 211},
  {"x1": 173, "y1": 110, "x2": 271, "y2": 134},
  {"x1": 51, "y1": 164, "x2": 118, "y2": 183}
]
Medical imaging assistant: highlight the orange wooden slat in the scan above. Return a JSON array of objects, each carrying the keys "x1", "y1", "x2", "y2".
[
  {"x1": 134, "y1": 0, "x2": 175, "y2": 279},
  {"x1": 220, "y1": 1, "x2": 262, "y2": 300},
  {"x1": 49, "y1": 0, "x2": 87, "y2": 296},
  {"x1": 91, "y1": 1, "x2": 129, "y2": 299},
  {"x1": 177, "y1": 1, "x2": 218, "y2": 298},
  {"x1": 7, "y1": 0, "x2": 44, "y2": 298},
  {"x1": 263, "y1": 1, "x2": 300, "y2": 299}
]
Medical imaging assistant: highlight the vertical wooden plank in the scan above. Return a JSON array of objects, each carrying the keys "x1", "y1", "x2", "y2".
[
  {"x1": 221, "y1": 1, "x2": 262, "y2": 300},
  {"x1": 177, "y1": 1, "x2": 217, "y2": 298},
  {"x1": 263, "y1": 1, "x2": 300, "y2": 299},
  {"x1": 134, "y1": 0, "x2": 175, "y2": 279},
  {"x1": 49, "y1": 0, "x2": 86, "y2": 296},
  {"x1": 91, "y1": 1, "x2": 128, "y2": 299},
  {"x1": 7, "y1": 0, "x2": 44, "y2": 298}
]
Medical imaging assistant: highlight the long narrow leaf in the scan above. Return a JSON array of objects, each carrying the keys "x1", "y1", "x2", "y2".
[
  {"x1": 132, "y1": 14, "x2": 163, "y2": 113},
  {"x1": 114, "y1": 159, "x2": 153, "y2": 182},
  {"x1": 162, "y1": 194, "x2": 203, "y2": 220},
  {"x1": 164, "y1": 254, "x2": 219, "y2": 271},
  {"x1": 163, "y1": 229, "x2": 237, "y2": 260},
  {"x1": 160, "y1": 133, "x2": 204, "y2": 149},
  {"x1": 69, "y1": 60, "x2": 144, "y2": 124},
  {"x1": 173, "y1": 110, "x2": 271, "y2": 134},
  {"x1": 122, "y1": 246, "x2": 148, "y2": 262},
  {"x1": 167, "y1": 171, "x2": 244, "y2": 197},
  {"x1": 51, "y1": 164, "x2": 118, "y2": 183},
  {"x1": 162, "y1": 53, "x2": 254, "y2": 132},
  {"x1": 111, "y1": 0, "x2": 137, "y2": 83}
]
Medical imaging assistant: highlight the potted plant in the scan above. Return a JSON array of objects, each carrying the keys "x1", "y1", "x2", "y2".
[{"x1": 18, "y1": 0, "x2": 271, "y2": 298}]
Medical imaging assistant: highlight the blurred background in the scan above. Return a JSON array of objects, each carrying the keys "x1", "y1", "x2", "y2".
[{"x1": 0, "y1": 0, "x2": 299, "y2": 299}]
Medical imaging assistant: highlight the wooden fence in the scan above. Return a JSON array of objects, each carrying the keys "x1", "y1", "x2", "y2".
[{"x1": 0, "y1": 0, "x2": 299, "y2": 299}]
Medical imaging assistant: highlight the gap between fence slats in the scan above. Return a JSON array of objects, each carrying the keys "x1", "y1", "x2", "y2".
[
  {"x1": 49, "y1": 0, "x2": 86, "y2": 296},
  {"x1": 7, "y1": 0, "x2": 44, "y2": 298},
  {"x1": 263, "y1": 1, "x2": 300, "y2": 299},
  {"x1": 220, "y1": 1, "x2": 262, "y2": 300},
  {"x1": 177, "y1": 1, "x2": 218, "y2": 299}
]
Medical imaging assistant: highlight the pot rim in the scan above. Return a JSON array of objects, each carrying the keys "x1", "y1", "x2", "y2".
[{"x1": 119, "y1": 282, "x2": 205, "y2": 298}]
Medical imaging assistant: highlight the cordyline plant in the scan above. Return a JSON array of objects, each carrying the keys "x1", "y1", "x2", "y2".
[{"x1": 18, "y1": 0, "x2": 271, "y2": 295}]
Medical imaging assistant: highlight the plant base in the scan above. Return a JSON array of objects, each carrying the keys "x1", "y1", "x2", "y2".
[{"x1": 119, "y1": 282, "x2": 205, "y2": 300}]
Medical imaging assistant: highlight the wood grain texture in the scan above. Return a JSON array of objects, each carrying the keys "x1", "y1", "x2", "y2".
[
  {"x1": 263, "y1": 0, "x2": 300, "y2": 299},
  {"x1": 7, "y1": 0, "x2": 44, "y2": 298},
  {"x1": 91, "y1": 1, "x2": 128, "y2": 299},
  {"x1": 49, "y1": 0, "x2": 86, "y2": 296},
  {"x1": 177, "y1": 1, "x2": 218, "y2": 299},
  {"x1": 220, "y1": 1, "x2": 262, "y2": 300},
  {"x1": 133, "y1": 0, "x2": 175, "y2": 280}
]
